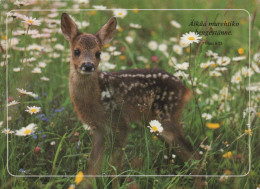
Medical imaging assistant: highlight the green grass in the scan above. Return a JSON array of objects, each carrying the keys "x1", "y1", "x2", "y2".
[{"x1": 0, "y1": 0, "x2": 260, "y2": 188}]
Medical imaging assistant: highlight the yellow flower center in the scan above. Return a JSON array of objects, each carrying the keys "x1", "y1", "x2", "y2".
[
  {"x1": 118, "y1": 12, "x2": 123, "y2": 16},
  {"x1": 120, "y1": 55, "x2": 126, "y2": 60},
  {"x1": 188, "y1": 36, "x2": 195, "y2": 40},
  {"x1": 236, "y1": 76, "x2": 241, "y2": 81},
  {"x1": 24, "y1": 129, "x2": 32, "y2": 135},
  {"x1": 133, "y1": 8, "x2": 139, "y2": 13},
  {"x1": 152, "y1": 126, "x2": 158, "y2": 132},
  {"x1": 89, "y1": 11, "x2": 97, "y2": 16},
  {"x1": 238, "y1": 48, "x2": 244, "y2": 55},
  {"x1": 2, "y1": 35, "x2": 7, "y2": 40},
  {"x1": 30, "y1": 108, "x2": 37, "y2": 113},
  {"x1": 28, "y1": 20, "x2": 34, "y2": 24},
  {"x1": 75, "y1": 171, "x2": 84, "y2": 185},
  {"x1": 206, "y1": 122, "x2": 220, "y2": 129}
]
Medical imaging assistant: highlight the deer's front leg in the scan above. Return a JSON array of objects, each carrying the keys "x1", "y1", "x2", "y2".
[
  {"x1": 110, "y1": 124, "x2": 129, "y2": 189},
  {"x1": 87, "y1": 128, "x2": 105, "y2": 175}
]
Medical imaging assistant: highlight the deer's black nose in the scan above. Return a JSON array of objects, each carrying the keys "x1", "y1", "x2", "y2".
[{"x1": 80, "y1": 62, "x2": 95, "y2": 72}]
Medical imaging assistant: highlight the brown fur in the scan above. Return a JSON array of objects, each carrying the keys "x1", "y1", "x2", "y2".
[{"x1": 61, "y1": 13, "x2": 202, "y2": 189}]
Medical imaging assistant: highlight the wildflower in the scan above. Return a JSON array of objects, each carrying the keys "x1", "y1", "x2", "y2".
[
  {"x1": 244, "y1": 128, "x2": 253, "y2": 136},
  {"x1": 168, "y1": 56, "x2": 177, "y2": 67},
  {"x1": 170, "y1": 37, "x2": 178, "y2": 42},
  {"x1": 170, "y1": 20, "x2": 181, "y2": 28},
  {"x1": 13, "y1": 67, "x2": 22, "y2": 72},
  {"x1": 173, "y1": 44, "x2": 183, "y2": 55},
  {"x1": 209, "y1": 71, "x2": 221, "y2": 77},
  {"x1": 34, "y1": 146, "x2": 41, "y2": 154},
  {"x1": 202, "y1": 113, "x2": 212, "y2": 120},
  {"x1": 2, "y1": 128, "x2": 15, "y2": 134},
  {"x1": 238, "y1": 48, "x2": 244, "y2": 55},
  {"x1": 75, "y1": 171, "x2": 84, "y2": 185},
  {"x1": 158, "y1": 44, "x2": 168, "y2": 52},
  {"x1": 217, "y1": 56, "x2": 231, "y2": 66},
  {"x1": 50, "y1": 141, "x2": 56, "y2": 145},
  {"x1": 205, "y1": 122, "x2": 220, "y2": 129},
  {"x1": 252, "y1": 62, "x2": 260, "y2": 73},
  {"x1": 7, "y1": 100, "x2": 20, "y2": 107},
  {"x1": 38, "y1": 62, "x2": 46, "y2": 68},
  {"x1": 172, "y1": 154, "x2": 176, "y2": 159},
  {"x1": 129, "y1": 23, "x2": 141, "y2": 29},
  {"x1": 15, "y1": 123, "x2": 37, "y2": 136},
  {"x1": 25, "y1": 106, "x2": 41, "y2": 115},
  {"x1": 112, "y1": 51, "x2": 121, "y2": 56},
  {"x1": 83, "y1": 124, "x2": 91, "y2": 130},
  {"x1": 175, "y1": 62, "x2": 189, "y2": 70},
  {"x1": 253, "y1": 52, "x2": 260, "y2": 62},
  {"x1": 125, "y1": 36, "x2": 134, "y2": 44},
  {"x1": 241, "y1": 67, "x2": 253, "y2": 77},
  {"x1": 68, "y1": 184, "x2": 75, "y2": 189},
  {"x1": 32, "y1": 67, "x2": 41, "y2": 74},
  {"x1": 222, "y1": 151, "x2": 232, "y2": 159},
  {"x1": 120, "y1": 55, "x2": 126, "y2": 60},
  {"x1": 147, "y1": 120, "x2": 163, "y2": 133},
  {"x1": 174, "y1": 70, "x2": 189, "y2": 79},
  {"x1": 180, "y1": 32, "x2": 202, "y2": 45},
  {"x1": 0, "y1": 121, "x2": 3, "y2": 128},
  {"x1": 133, "y1": 8, "x2": 139, "y2": 13},
  {"x1": 206, "y1": 50, "x2": 219, "y2": 59},
  {"x1": 231, "y1": 71, "x2": 242, "y2": 84},
  {"x1": 54, "y1": 44, "x2": 64, "y2": 51},
  {"x1": 113, "y1": 9, "x2": 128, "y2": 18},
  {"x1": 21, "y1": 16, "x2": 41, "y2": 26},
  {"x1": 232, "y1": 56, "x2": 246, "y2": 62},
  {"x1": 148, "y1": 41, "x2": 158, "y2": 51},
  {"x1": 16, "y1": 88, "x2": 38, "y2": 98},
  {"x1": 100, "y1": 52, "x2": 110, "y2": 62},
  {"x1": 137, "y1": 56, "x2": 148, "y2": 64}
]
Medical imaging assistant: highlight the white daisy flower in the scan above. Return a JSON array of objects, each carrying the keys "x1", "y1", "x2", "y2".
[
  {"x1": 113, "y1": 9, "x2": 128, "y2": 18},
  {"x1": 209, "y1": 71, "x2": 222, "y2": 77},
  {"x1": 32, "y1": 67, "x2": 41, "y2": 73},
  {"x1": 0, "y1": 121, "x2": 3, "y2": 128},
  {"x1": 15, "y1": 123, "x2": 37, "y2": 136},
  {"x1": 16, "y1": 88, "x2": 38, "y2": 98},
  {"x1": 217, "y1": 56, "x2": 231, "y2": 66},
  {"x1": 13, "y1": 67, "x2": 22, "y2": 72},
  {"x1": 41, "y1": 76, "x2": 50, "y2": 81},
  {"x1": 111, "y1": 51, "x2": 121, "y2": 56},
  {"x1": 25, "y1": 106, "x2": 41, "y2": 115},
  {"x1": 83, "y1": 124, "x2": 91, "y2": 130},
  {"x1": 158, "y1": 43, "x2": 168, "y2": 52},
  {"x1": 241, "y1": 67, "x2": 253, "y2": 77},
  {"x1": 231, "y1": 71, "x2": 242, "y2": 84},
  {"x1": 253, "y1": 52, "x2": 260, "y2": 62},
  {"x1": 206, "y1": 50, "x2": 219, "y2": 59},
  {"x1": 252, "y1": 62, "x2": 260, "y2": 73},
  {"x1": 137, "y1": 56, "x2": 148, "y2": 64},
  {"x1": 168, "y1": 56, "x2": 177, "y2": 67},
  {"x1": 174, "y1": 70, "x2": 189, "y2": 79},
  {"x1": 107, "y1": 46, "x2": 116, "y2": 52},
  {"x1": 212, "y1": 94, "x2": 219, "y2": 101},
  {"x1": 21, "y1": 16, "x2": 41, "y2": 26},
  {"x1": 129, "y1": 23, "x2": 141, "y2": 29},
  {"x1": 99, "y1": 62, "x2": 115, "y2": 71},
  {"x1": 2, "y1": 128, "x2": 15, "y2": 134},
  {"x1": 50, "y1": 141, "x2": 56, "y2": 145},
  {"x1": 38, "y1": 62, "x2": 46, "y2": 68},
  {"x1": 175, "y1": 62, "x2": 189, "y2": 70},
  {"x1": 180, "y1": 32, "x2": 202, "y2": 45},
  {"x1": 170, "y1": 20, "x2": 181, "y2": 28},
  {"x1": 173, "y1": 44, "x2": 183, "y2": 55},
  {"x1": 148, "y1": 41, "x2": 158, "y2": 51},
  {"x1": 54, "y1": 44, "x2": 64, "y2": 51},
  {"x1": 8, "y1": 100, "x2": 20, "y2": 107},
  {"x1": 170, "y1": 37, "x2": 178, "y2": 42},
  {"x1": 200, "y1": 61, "x2": 212, "y2": 69},
  {"x1": 125, "y1": 36, "x2": 134, "y2": 44},
  {"x1": 101, "y1": 52, "x2": 111, "y2": 62},
  {"x1": 148, "y1": 120, "x2": 163, "y2": 133},
  {"x1": 202, "y1": 113, "x2": 212, "y2": 120}
]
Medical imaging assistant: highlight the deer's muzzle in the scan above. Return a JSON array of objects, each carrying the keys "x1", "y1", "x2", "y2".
[{"x1": 80, "y1": 62, "x2": 95, "y2": 74}]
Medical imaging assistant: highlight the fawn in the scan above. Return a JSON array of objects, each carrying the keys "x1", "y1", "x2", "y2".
[{"x1": 61, "y1": 13, "x2": 201, "y2": 188}]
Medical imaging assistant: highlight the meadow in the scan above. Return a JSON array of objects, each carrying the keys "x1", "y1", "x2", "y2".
[{"x1": 0, "y1": 0, "x2": 260, "y2": 188}]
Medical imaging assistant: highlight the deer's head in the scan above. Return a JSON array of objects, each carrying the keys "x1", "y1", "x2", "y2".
[{"x1": 61, "y1": 13, "x2": 117, "y2": 75}]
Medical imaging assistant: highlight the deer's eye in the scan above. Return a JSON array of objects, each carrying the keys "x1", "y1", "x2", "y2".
[
  {"x1": 74, "y1": 49, "x2": 81, "y2": 57},
  {"x1": 95, "y1": 52, "x2": 101, "y2": 59}
]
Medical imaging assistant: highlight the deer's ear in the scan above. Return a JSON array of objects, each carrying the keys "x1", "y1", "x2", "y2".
[
  {"x1": 96, "y1": 17, "x2": 117, "y2": 45},
  {"x1": 61, "y1": 13, "x2": 79, "y2": 41}
]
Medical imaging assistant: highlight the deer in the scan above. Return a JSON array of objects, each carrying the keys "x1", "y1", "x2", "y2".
[{"x1": 61, "y1": 13, "x2": 202, "y2": 189}]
